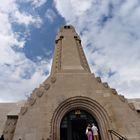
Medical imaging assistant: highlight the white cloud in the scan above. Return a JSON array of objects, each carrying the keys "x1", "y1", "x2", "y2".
[
  {"x1": 13, "y1": 11, "x2": 42, "y2": 27},
  {"x1": 0, "y1": 58, "x2": 51, "y2": 102},
  {"x1": 45, "y1": 9, "x2": 56, "y2": 23},
  {"x1": 31, "y1": 0, "x2": 47, "y2": 8},
  {"x1": 0, "y1": 0, "x2": 51, "y2": 102},
  {"x1": 0, "y1": 0, "x2": 43, "y2": 28},
  {"x1": 22, "y1": 0, "x2": 47, "y2": 8},
  {"x1": 54, "y1": 0, "x2": 93, "y2": 22},
  {"x1": 54, "y1": 0, "x2": 140, "y2": 98}
]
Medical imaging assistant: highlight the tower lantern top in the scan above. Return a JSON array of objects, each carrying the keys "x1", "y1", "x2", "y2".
[
  {"x1": 61, "y1": 25, "x2": 75, "y2": 30},
  {"x1": 51, "y1": 25, "x2": 91, "y2": 75}
]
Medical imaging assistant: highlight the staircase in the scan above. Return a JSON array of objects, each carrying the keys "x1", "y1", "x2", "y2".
[{"x1": 108, "y1": 130, "x2": 127, "y2": 140}]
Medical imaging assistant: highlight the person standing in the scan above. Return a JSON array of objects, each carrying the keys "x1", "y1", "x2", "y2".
[
  {"x1": 0, "y1": 134, "x2": 4, "y2": 140},
  {"x1": 86, "y1": 124, "x2": 93, "y2": 140},
  {"x1": 91, "y1": 123, "x2": 99, "y2": 140}
]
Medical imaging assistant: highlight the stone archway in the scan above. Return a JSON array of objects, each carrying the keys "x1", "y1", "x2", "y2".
[
  {"x1": 51, "y1": 96, "x2": 112, "y2": 140},
  {"x1": 60, "y1": 109, "x2": 100, "y2": 140}
]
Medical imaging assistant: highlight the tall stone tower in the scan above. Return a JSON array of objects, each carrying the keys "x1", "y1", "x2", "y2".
[{"x1": 4, "y1": 25, "x2": 140, "y2": 140}]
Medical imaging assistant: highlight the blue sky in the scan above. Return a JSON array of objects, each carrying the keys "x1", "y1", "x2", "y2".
[{"x1": 0, "y1": 0, "x2": 140, "y2": 102}]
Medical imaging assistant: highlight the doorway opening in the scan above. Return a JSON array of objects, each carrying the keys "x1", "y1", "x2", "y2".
[{"x1": 60, "y1": 109, "x2": 100, "y2": 140}]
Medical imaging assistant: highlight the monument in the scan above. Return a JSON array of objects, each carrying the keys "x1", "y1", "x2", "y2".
[{"x1": 2, "y1": 25, "x2": 140, "y2": 140}]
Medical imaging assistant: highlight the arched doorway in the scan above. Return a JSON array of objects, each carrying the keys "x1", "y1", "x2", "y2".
[
  {"x1": 60, "y1": 109, "x2": 100, "y2": 140},
  {"x1": 51, "y1": 96, "x2": 111, "y2": 140}
]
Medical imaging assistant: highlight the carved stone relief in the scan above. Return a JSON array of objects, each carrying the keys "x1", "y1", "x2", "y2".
[
  {"x1": 44, "y1": 83, "x2": 51, "y2": 91},
  {"x1": 60, "y1": 35, "x2": 64, "y2": 39},
  {"x1": 103, "y1": 82, "x2": 109, "y2": 88},
  {"x1": 20, "y1": 107, "x2": 28, "y2": 115},
  {"x1": 36, "y1": 87, "x2": 44, "y2": 97},
  {"x1": 128, "y1": 103, "x2": 135, "y2": 111},
  {"x1": 6, "y1": 120, "x2": 10, "y2": 126},
  {"x1": 3, "y1": 129, "x2": 8, "y2": 134},
  {"x1": 51, "y1": 77, "x2": 56, "y2": 83},
  {"x1": 28, "y1": 97, "x2": 36, "y2": 106},
  {"x1": 119, "y1": 95, "x2": 126, "y2": 102},
  {"x1": 3, "y1": 117, "x2": 18, "y2": 140},
  {"x1": 111, "y1": 88, "x2": 117, "y2": 95},
  {"x1": 96, "y1": 77, "x2": 101, "y2": 82},
  {"x1": 10, "y1": 127, "x2": 15, "y2": 134}
]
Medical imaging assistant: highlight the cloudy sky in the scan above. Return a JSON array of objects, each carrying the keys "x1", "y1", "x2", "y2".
[{"x1": 0, "y1": 0, "x2": 140, "y2": 102}]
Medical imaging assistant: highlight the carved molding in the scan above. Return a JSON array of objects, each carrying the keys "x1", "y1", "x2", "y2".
[
  {"x1": 54, "y1": 41, "x2": 62, "y2": 72},
  {"x1": 28, "y1": 97, "x2": 36, "y2": 106},
  {"x1": 12, "y1": 121, "x2": 17, "y2": 126},
  {"x1": 10, "y1": 127, "x2": 15, "y2": 134},
  {"x1": 111, "y1": 88, "x2": 117, "y2": 95},
  {"x1": 51, "y1": 96, "x2": 111, "y2": 140},
  {"x1": 36, "y1": 90, "x2": 44, "y2": 97},
  {"x1": 20, "y1": 107, "x2": 28, "y2": 115},
  {"x1": 60, "y1": 35, "x2": 64, "y2": 39},
  {"x1": 35, "y1": 87, "x2": 45, "y2": 97},
  {"x1": 51, "y1": 77, "x2": 56, "y2": 83},
  {"x1": 3, "y1": 118, "x2": 18, "y2": 140},
  {"x1": 119, "y1": 95, "x2": 126, "y2": 102},
  {"x1": 96, "y1": 77, "x2": 101, "y2": 83},
  {"x1": 44, "y1": 83, "x2": 51, "y2": 91},
  {"x1": 55, "y1": 40, "x2": 58, "y2": 44},
  {"x1": 103, "y1": 82, "x2": 109, "y2": 88},
  {"x1": 3, "y1": 129, "x2": 8, "y2": 134},
  {"x1": 128, "y1": 103, "x2": 135, "y2": 111},
  {"x1": 76, "y1": 41, "x2": 90, "y2": 72},
  {"x1": 77, "y1": 39, "x2": 81, "y2": 44},
  {"x1": 6, "y1": 121, "x2": 10, "y2": 126}
]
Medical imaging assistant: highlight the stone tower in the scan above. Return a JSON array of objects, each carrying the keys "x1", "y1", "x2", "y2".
[{"x1": 3, "y1": 25, "x2": 140, "y2": 140}]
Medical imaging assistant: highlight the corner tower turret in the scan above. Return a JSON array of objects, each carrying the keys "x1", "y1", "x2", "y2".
[{"x1": 51, "y1": 25, "x2": 91, "y2": 75}]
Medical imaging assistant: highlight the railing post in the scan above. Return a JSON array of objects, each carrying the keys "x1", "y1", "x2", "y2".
[
  {"x1": 110, "y1": 132, "x2": 113, "y2": 140},
  {"x1": 108, "y1": 130, "x2": 127, "y2": 140}
]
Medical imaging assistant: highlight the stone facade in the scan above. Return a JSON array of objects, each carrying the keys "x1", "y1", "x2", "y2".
[
  {"x1": 0, "y1": 102, "x2": 24, "y2": 136},
  {"x1": 3, "y1": 115, "x2": 18, "y2": 140},
  {"x1": 1, "y1": 25, "x2": 140, "y2": 140}
]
